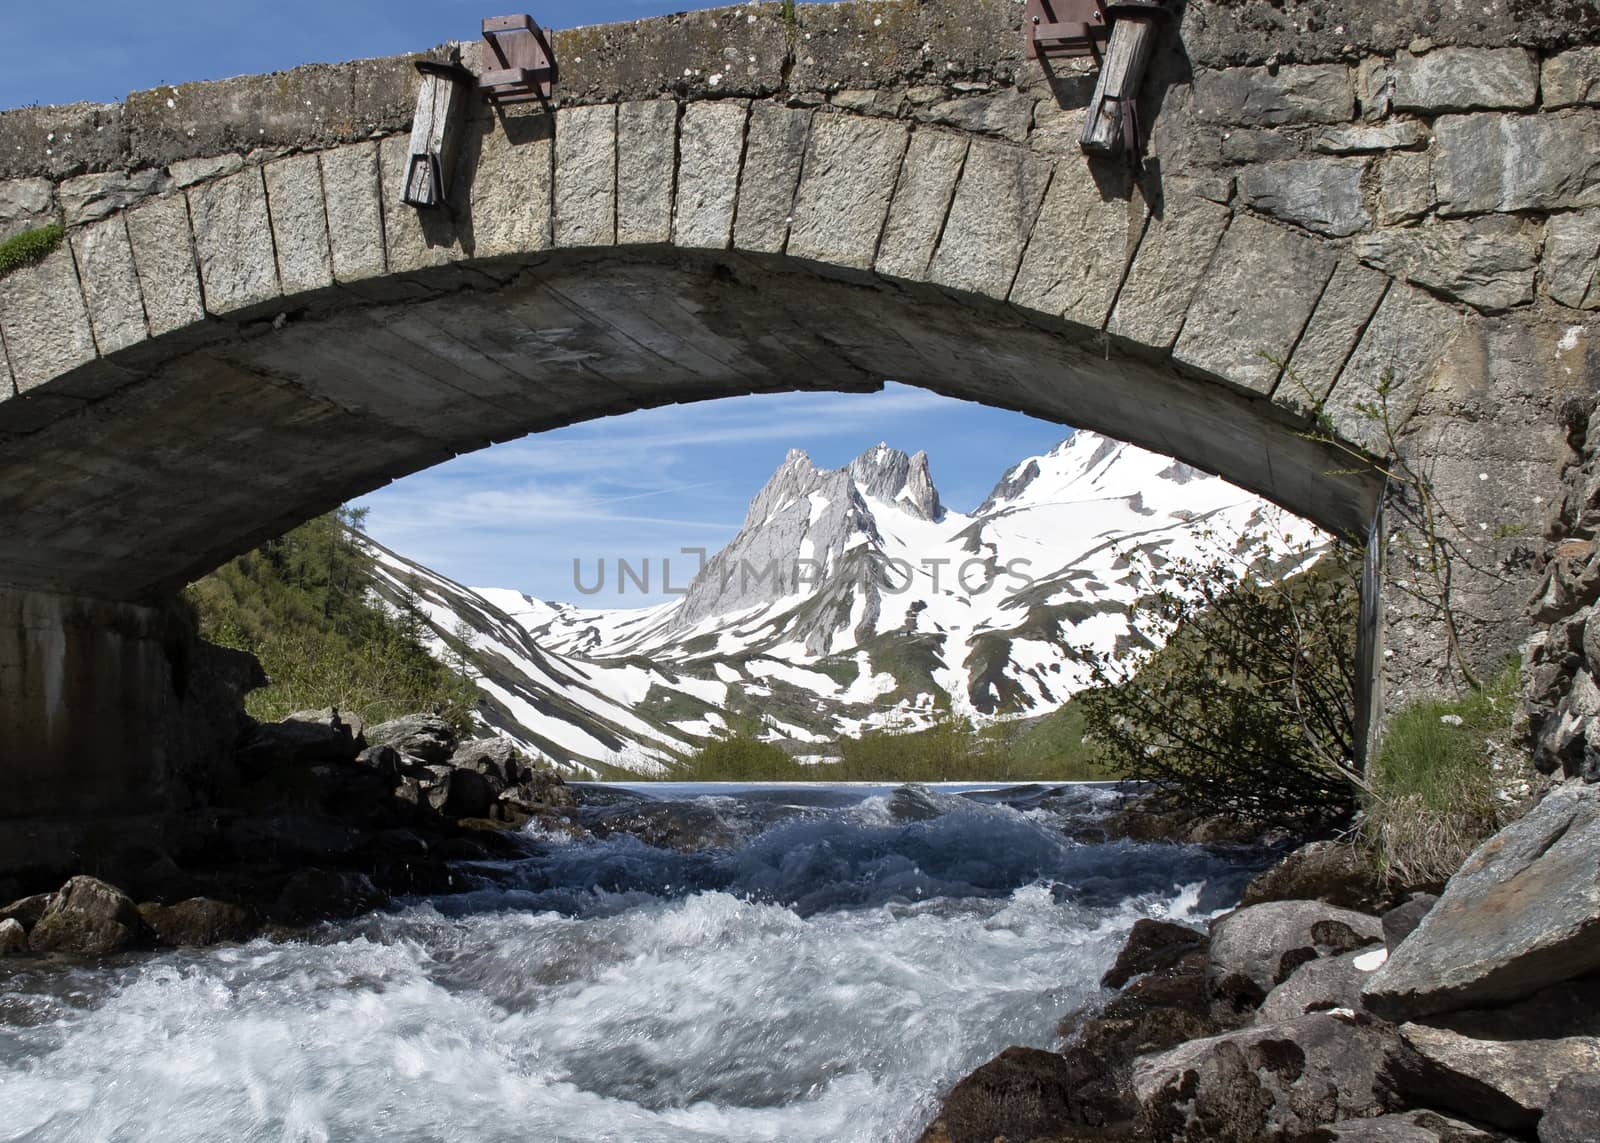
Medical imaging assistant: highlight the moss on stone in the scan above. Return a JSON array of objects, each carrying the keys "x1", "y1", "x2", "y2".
[{"x1": 0, "y1": 223, "x2": 63, "y2": 281}]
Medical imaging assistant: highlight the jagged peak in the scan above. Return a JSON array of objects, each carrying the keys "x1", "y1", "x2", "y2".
[{"x1": 846, "y1": 442, "x2": 942, "y2": 522}]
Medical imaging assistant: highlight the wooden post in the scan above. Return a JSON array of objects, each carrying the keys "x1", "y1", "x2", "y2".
[
  {"x1": 1080, "y1": 5, "x2": 1163, "y2": 158},
  {"x1": 402, "y1": 63, "x2": 472, "y2": 209}
]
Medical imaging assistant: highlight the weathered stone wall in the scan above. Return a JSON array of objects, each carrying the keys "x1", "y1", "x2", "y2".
[{"x1": 0, "y1": 0, "x2": 1594, "y2": 718}]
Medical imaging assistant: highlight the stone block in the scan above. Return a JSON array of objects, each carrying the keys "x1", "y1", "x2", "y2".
[
  {"x1": 1192, "y1": 64, "x2": 1354, "y2": 127},
  {"x1": 0, "y1": 178, "x2": 54, "y2": 242},
  {"x1": 1544, "y1": 211, "x2": 1600, "y2": 311},
  {"x1": 1240, "y1": 158, "x2": 1370, "y2": 237},
  {"x1": 0, "y1": 326, "x2": 13, "y2": 398},
  {"x1": 263, "y1": 154, "x2": 333, "y2": 295},
  {"x1": 188, "y1": 168, "x2": 280, "y2": 315},
  {"x1": 0, "y1": 245, "x2": 97, "y2": 392},
  {"x1": 1217, "y1": 128, "x2": 1299, "y2": 164},
  {"x1": 927, "y1": 140, "x2": 1052, "y2": 300},
  {"x1": 1281, "y1": 258, "x2": 1389, "y2": 407},
  {"x1": 378, "y1": 133, "x2": 462, "y2": 273},
  {"x1": 555, "y1": 104, "x2": 617, "y2": 249},
  {"x1": 875, "y1": 129, "x2": 968, "y2": 281},
  {"x1": 70, "y1": 216, "x2": 148, "y2": 356},
  {"x1": 58, "y1": 168, "x2": 170, "y2": 227},
  {"x1": 1320, "y1": 282, "x2": 1464, "y2": 453},
  {"x1": 913, "y1": 89, "x2": 1036, "y2": 144},
  {"x1": 124, "y1": 193, "x2": 205, "y2": 336},
  {"x1": 0, "y1": 101, "x2": 126, "y2": 180},
  {"x1": 674, "y1": 101, "x2": 747, "y2": 251},
  {"x1": 787, "y1": 113, "x2": 908, "y2": 271},
  {"x1": 458, "y1": 110, "x2": 554, "y2": 261},
  {"x1": 1377, "y1": 150, "x2": 1435, "y2": 226},
  {"x1": 319, "y1": 142, "x2": 386, "y2": 284},
  {"x1": 733, "y1": 103, "x2": 812, "y2": 255},
  {"x1": 1105, "y1": 193, "x2": 1232, "y2": 351},
  {"x1": 168, "y1": 155, "x2": 246, "y2": 189},
  {"x1": 1434, "y1": 113, "x2": 1600, "y2": 216},
  {"x1": 1173, "y1": 213, "x2": 1338, "y2": 394},
  {"x1": 617, "y1": 100, "x2": 677, "y2": 246},
  {"x1": 1356, "y1": 216, "x2": 1539, "y2": 312},
  {"x1": 1389, "y1": 48, "x2": 1538, "y2": 112},
  {"x1": 1011, "y1": 140, "x2": 1144, "y2": 330},
  {"x1": 1544, "y1": 47, "x2": 1600, "y2": 110},
  {"x1": 1312, "y1": 121, "x2": 1428, "y2": 154}
]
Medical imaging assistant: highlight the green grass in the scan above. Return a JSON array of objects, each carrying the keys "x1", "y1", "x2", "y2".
[
  {"x1": 0, "y1": 224, "x2": 63, "y2": 280},
  {"x1": 1363, "y1": 661, "x2": 1519, "y2": 889}
]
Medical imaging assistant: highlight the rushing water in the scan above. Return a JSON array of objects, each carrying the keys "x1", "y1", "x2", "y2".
[{"x1": 0, "y1": 782, "x2": 1267, "y2": 1143}]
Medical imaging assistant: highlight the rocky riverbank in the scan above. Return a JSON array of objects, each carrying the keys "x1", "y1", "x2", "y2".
[
  {"x1": 920, "y1": 779, "x2": 1600, "y2": 1141},
  {"x1": 0, "y1": 709, "x2": 579, "y2": 956}
]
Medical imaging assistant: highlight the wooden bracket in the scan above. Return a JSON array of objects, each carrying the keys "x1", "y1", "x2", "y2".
[
  {"x1": 479, "y1": 14, "x2": 557, "y2": 105},
  {"x1": 402, "y1": 61, "x2": 474, "y2": 209}
]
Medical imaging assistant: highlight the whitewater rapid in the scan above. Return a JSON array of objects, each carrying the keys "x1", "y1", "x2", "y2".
[{"x1": 0, "y1": 783, "x2": 1266, "y2": 1142}]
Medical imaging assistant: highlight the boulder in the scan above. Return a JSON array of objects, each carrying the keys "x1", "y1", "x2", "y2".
[
  {"x1": 1208, "y1": 900, "x2": 1383, "y2": 1006},
  {"x1": 1257, "y1": 947, "x2": 1387, "y2": 1024},
  {"x1": 235, "y1": 709, "x2": 363, "y2": 773},
  {"x1": 0, "y1": 917, "x2": 28, "y2": 956},
  {"x1": 916, "y1": 1045, "x2": 1129, "y2": 1143},
  {"x1": 588, "y1": 801, "x2": 738, "y2": 851},
  {"x1": 1324, "y1": 1110, "x2": 1506, "y2": 1141},
  {"x1": 366, "y1": 715, "x2": 457, "y2": 764},
  {"x1": 1101, "y1": 918, "x2": 1208, "y2": 988},
  {"x1": 273, "y1": 869, "x2": 387, "y2": 924},
  {"x1": 1363, "y1": 783, "x2": 1600, "y2": 1020},
  {"x1": 1382, "y1": 893, "x2": 1439, "y2": 952},
  {"x1": 1240, "y1": 840, "x2": 1387, "y2": 912},
  {"x1": 28, "y1": 876, "x2": 147, "y2": 956},
  {"x1": 443, "y1": 768, "x2": 497, "y2": 819},
  {"x1": 1390, "y1": 978, "x2": 1600, "y2": 1132},
  {"x1": 139, "y1": 898, "x2": 259, "y2": 948},
  {"x1": 224, "y1": 813, "x2": 359, "y2": 864},
  {"x1": 1541, "y1": 1074, "x2": 1600, "y2": 1143},
  {"x1": 448, "y1": 738, "x2": 522, "y2": 785},
  {"x1": 0, "y1": 893, "x2": 50, "y2": 929},
  {"x1": 1132, "y1": 1013, "x2": 1406, "y2": 1140}
]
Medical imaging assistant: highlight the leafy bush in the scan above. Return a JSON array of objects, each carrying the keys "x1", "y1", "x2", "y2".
[
  {"x1": 1363, "y1": 662, "x2": 1517, "y2": 888},
  {"x1": 1079, "y1": 528, "x2": 1361, "y2": 831},
  {"x1": 186, "y1": 508, "x2": 476, "y2": 730},
  {"x1": 677, "y1": 734, "x2": 810, "y2": 781}
]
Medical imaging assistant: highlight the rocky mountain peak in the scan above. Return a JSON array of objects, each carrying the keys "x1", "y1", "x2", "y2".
[{"x1": 846, "y1": 443, "x2": 944, "y2": 522}]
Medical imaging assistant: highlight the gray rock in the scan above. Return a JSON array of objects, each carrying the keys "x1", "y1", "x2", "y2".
[
  {"x1": 1382, "y1": 893, "x2": 1438, "y2": 952},
  {"x1": 225, "y1": 814, "x2": 359, "y2": 864},
  {"x1": 731, "y1": 103, "x2": 810, "y2": 255},
  {"x1": 0, "y1": 177, "x2": 54, "y2": 241},
  {"x1": 1208, "y1": 899, "x2": 1383, "y2": 1006},
  {"x1": 237, "y1": 712, "x2": 361, "y2": 773},
  {"x1": 1377, "y1": 149, "x2": 1435, "y2": 226},
  {"x1": 1363, "y1": 783, "x2": 1600, "y2": 1020},
  {"x1": 168, "y1": 154, "x2": 246, "y2": 188},
  {"x1": 1105, "y1": 193, "x2": 1232, "y2": 350},
  {"x1": 366, "y1": 714, "x2": 457, "y2": 764},
  {"x1": 788, "y1": 113, "x2": 907, "y2": 271},
  {"x1": 1543, "y1": 48, "x2": 1600, "y2": 110},
  {"x1": 1434, "y1": 114, "x2": 1600, "y2": 216},
  {"x1": 1132, "y1": 1012, "x2": 1404, "y2": 1138},
  {"x1": 1172, "y1": 213, "x2": 1338, "y2": 395},
  {"x1": 454, "y1": 109, "x2": 553, "y2": 260},
  {"x1": 1541, "y1": 1073, "x2": 1600, "y2": 1143},
  {"x1": 57, "y1": 168, "x2": 169, "y2": 226},
  {"x1": 262, "y1": 153, "x2": 333, "y2": 294},
  {"x1": 70, "y1": 216, "x2": 147, "y2": 355},
  {"x1": 449, "y1": 738, "x2": 523, "y2": 784},
  {"x1": 274, "y1": 869, "x2": 386, "y2": 924},
  {"x1": 0, "y1": 244, "x2": 96, "y2": 393},
  {"x1": 1390, "y1": 48, "x2": 1538, "y2": 112},
  {"x1": 1393, "y1": 979, "x2": 1600, "y2": 1132},
  {"x1": 1240, "y1": 839, "x2": 1386, "y2": 912},
  {"x1": 554, "y1": 103, "x2": 616, "y2": 248},
  {"x1": 444, "y1": 768, "x2": 496, "y2": 819},
  {"x1": 1193, "y1": 65, "x2": 1354, "y2": 126},
  {"x1": 124, "y1": 193, "x2": 205, "y2": 336},
  {"x1": 1240, "y1": 158, "x2": 1370, "y2": 237},
  {"x1": 874, "y1": 128, "x2": 966, "y2": 281},
  {"x1": 29, "y1": 876, "x2": 146, "y2": 956},
  {"x1": 0, "y1": 893, "x2": 49, "y2": 929},
  {"x1": 139, "y1": 898, "x2": 258, "y2": 947},
  {"x1": 926, "y1": 138, "x2": 1051, "y2": 300},
  {"x1": 1281, "y1": 258, "x2": 1391, "y2": 409},
  {"x1": 1544, "y1": 212, "x2": 1600, "y2": 311},
  {"x1": 1218, "y1": 127, "x2": 1299, "y2": 163},
  {"x1": 187, "y1": 167, "x2": 280, "y2": 314},
  {"x1": 673, "y1": 100, "x2": 746, "y2": 249},
  {"x1": 1256, "y1": 948, "x2": 1381, "y2": 1023},
  {"x1": 318, "y1": 142, "x2": 386, "y2": 283},
  {"x1": 916, "y1": 89, "x2": 1036, "y2": 144},
  {"x1": 1355, "y1": 217, "x2": 1540, "y2": 311},
  {"x1": 1326, "y1": 1110, "x2": 1505, "y2": 1141},
  {"x1": 1101, "y1": 917, "x2": 1208, "y2": 989},
  {"x1": 0, "y1": 917, "x2": 28, "y2": 956},
  {"x1": 1313, "y1": 121, "x2": 1429, "y2": 154},
  {"x1": 616, "y1": 100, "x2": 677, "y2": 246}
]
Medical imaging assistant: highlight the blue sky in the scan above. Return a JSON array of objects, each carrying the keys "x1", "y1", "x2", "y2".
[{"x1": 8, "y1": 2, "x2": 1075, "y2": 603}]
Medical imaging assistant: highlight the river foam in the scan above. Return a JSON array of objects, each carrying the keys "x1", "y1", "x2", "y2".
[{"x1": 0, "y1": 783, "x2": 1264, "y2": 1142}]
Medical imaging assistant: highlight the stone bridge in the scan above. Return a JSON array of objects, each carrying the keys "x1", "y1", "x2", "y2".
[{"x1": 0, "y1": 0, "x2": 1595, "y2": 832}]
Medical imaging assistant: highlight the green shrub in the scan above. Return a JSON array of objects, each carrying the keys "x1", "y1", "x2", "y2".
[
  {"x1": 1363, "y1": 662, "x2": 1517, "y2": 888},
  {"x1": 677, "y1": 734, "x2": 811, "y2": 781},
  {"x1": 0, "y1": 224, "x2": 63, "y2": 279}
]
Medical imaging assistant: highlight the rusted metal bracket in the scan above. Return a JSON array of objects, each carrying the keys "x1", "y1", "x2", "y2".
[
  {"x1": 402, "y1": 61, "x2": 474, "y2": 209},
  {"x1": 1024, "y1": 0, "x2": 1111, "y2": 61},
  {"x1": 478, "y1": 14, "x2": 557, "y2": 105}
]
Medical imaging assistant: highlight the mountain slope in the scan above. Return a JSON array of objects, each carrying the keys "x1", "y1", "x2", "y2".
[{"x1": 365, "y1": 432, "x2": 1326, "y2": 773}]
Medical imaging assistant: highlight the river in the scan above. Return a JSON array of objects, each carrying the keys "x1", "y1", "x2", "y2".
[{"x1": 0, "y1": 782, "x2": 1268, "y2": 1142}]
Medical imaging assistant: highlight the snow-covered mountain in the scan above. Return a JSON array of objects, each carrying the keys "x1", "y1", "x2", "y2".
[{"x1": 363, "y1": 432, "x2": 1326, "y2": 775}]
